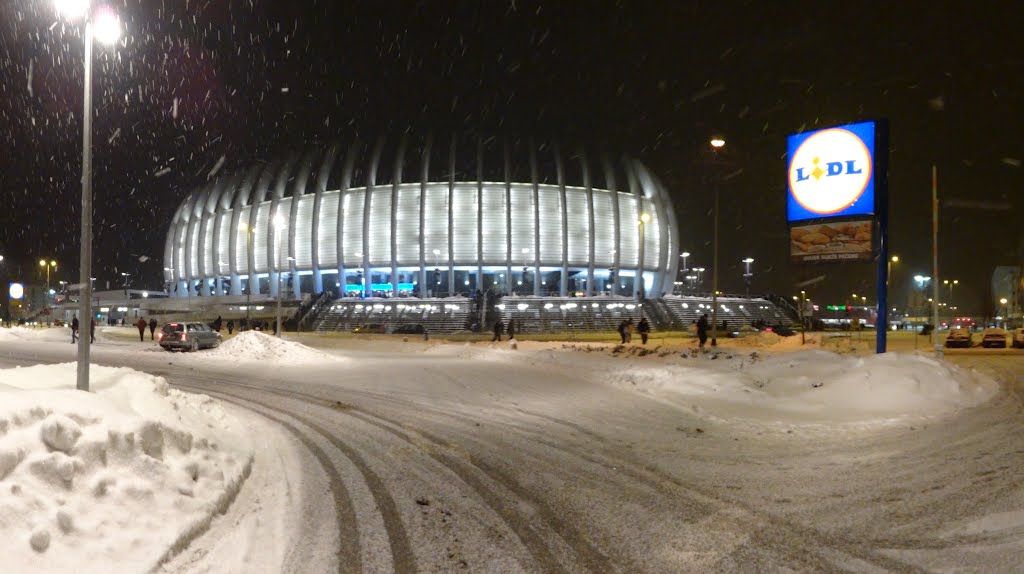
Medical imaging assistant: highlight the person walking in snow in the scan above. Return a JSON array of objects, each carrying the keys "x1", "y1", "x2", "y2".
[
  {"x1": 135, "y1": 318, "x2": 147, "y2": 341},
  {"x1": 507, "y1": 318, "x2": 516, "y2": 340},
  {"x1": 492, "y1": 319, "x2": 504, "y2": 342},
  {"x1": 637, "y1": 317, "x2": 651, "y2": 345},
  {"x1": 227, "y1": 320, "x2": 235, "y2": 335},
  {"x1": 696, "y1": 313, "x2": 709, "y2": 349},
  {"x1": 624, "y1": 319, "x2": 635, "y2": 343},
  {"x1": 71, "y1": 315, "x2": 79, "y2": 343},
  {"x1": 617, "y1": 320, "x2": 627, "y2": 344},
  {"x1": 148, "y1": 317, "x2": 158, "y2": 340},
  {"x1": 90, "y1": 318, "x2": 96, "y2": 344}
]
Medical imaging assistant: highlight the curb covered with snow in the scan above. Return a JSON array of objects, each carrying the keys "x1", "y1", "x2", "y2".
[{"x1": 0, "y1": 363, "x2": 253, "y2": 573}]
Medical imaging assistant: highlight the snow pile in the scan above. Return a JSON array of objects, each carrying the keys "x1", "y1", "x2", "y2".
[
  {"x1": 197, "y1": 331, "x2": 340, "y2": 364},
  {"x1": 0, "y1": 363, "x2": 253, "y2": 573},
  {"x1": 0, "y1": 327, "x2": 72, "y2": 343},
  {"x1": 607, "y1": 350, "x2": 997, "y2": 425}
]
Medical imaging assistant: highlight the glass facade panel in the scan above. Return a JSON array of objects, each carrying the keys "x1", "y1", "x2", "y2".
[
  {"x1": 565, "y1": 187, "x2": 589, "y2": 265},
  {"x1": 451, "y1": 184, "x2": 477, "y2": 262},
  {"x1": 234, "y1": 210, "x2": 253, "y2": 276},
  {"x1": 217, "y1": 213, "x2": 231, "y2": 275},
  {"x1": 537, "y1": 185, "x2": 562, "y2": 264},
  {"x1": 509, "y1": 184, "x2": 535, "y2": 265},
  {"x1": 423, "y1": 183, "x2": 449, "y2": 262},
  {"x1": 342, "y1": 190, "x2": 365, "y2": 266},
  {"x1": 480, "y1": 184, "x2": 506, "y2": 262},
  {"x1": 317, "y1": 192, "x2": 340, "y2": 268},
  {"x1": 617, "y1": 192, "x2": 639, "y2": 268},
  {"x1": 592, "y1": 190, "x2": 615, "y2": 267},
  {"x1": 294, "y1": 195, "x2": 315, "y2": 269},
  {"x1": 188, "y1": 219, "x2": 201, "y2": 277},
  {"x1": 253, "y1": 203, "x2": 270, "y2": 273},
  {"x1": 395, "y1": 183, "x2": 421, "y2": 264},
  {"x1": 202, "y1": 219, "x2": 215, "y2": 276},
  {"x1": 368, "y1": 188, "x2": 391, "y2": 265}
]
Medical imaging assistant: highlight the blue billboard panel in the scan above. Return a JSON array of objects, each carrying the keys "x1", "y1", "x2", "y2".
[{"x1": 787, "y1": 121, "x2": 876, "y2": 222}]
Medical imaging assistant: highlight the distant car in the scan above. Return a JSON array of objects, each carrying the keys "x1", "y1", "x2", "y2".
[
  {"x1": 944, "y1": 328, "x2": 973, "y2": 348},
  {"x1": 1012, "y1": 328, "x2": 1024, "y2": 349},
  {"x1": 392, "y1": 324, "x2": 425, "y2": 334},
  {"x1": 980, "y1": 328, "x2": 1009, "y2": 349},
  {"x1": 158, "y1": 322, "x2": 222, "y2": 352},
  {"x1": 352, "y1": 323, "x2": 387, "y2": 334}
]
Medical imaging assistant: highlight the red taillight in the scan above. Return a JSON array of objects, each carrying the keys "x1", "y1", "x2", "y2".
[{"x1": 181, "y1": 333, "x2": 187, "y2": 341}]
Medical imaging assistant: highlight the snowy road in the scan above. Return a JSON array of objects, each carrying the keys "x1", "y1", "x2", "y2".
[{"x1": 1, "y1": 335, "x2": 1023, "y2": 573}]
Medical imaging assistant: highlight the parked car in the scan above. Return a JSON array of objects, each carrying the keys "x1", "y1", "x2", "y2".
[
  {"x1": 352, "y1": 323, "x2": 387, "y2": 334},
  {"x1": 944, "y1": 328, "x2": 973, "y2": 348},
  {"x1": 393, "y1": 324, "x2": 426, "y2": 334},
  {"x1": 1012, "y1": 328, "x2": 1024, "y2": 349},
  {"x1": 980, "y1": 328, "x2": 1009, "y2": 349},
  {"x1": 158, "y1": 322, "x2": 222, "y2": 352}
]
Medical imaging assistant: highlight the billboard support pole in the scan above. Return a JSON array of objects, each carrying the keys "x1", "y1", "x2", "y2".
[
  {"x1": 875, "y1": 121, "x2": 889, "y2": 354},
  {"x1": 932, "y1": 164, "x2": 942, "y2": 357}
]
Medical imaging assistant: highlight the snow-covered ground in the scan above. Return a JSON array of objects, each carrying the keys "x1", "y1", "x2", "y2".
[{"x1": 0, "y1": 326, "x2": 1021, "y2": 572}]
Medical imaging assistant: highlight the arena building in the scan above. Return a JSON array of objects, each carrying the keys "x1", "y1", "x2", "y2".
[{"x1": 164, "y1": 137, "x2": 679, "y2": 301}]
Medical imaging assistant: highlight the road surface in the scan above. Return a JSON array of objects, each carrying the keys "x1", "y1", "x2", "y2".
[{"x1": 1, "y1": 337, "x2": 1022, "y2": 573}]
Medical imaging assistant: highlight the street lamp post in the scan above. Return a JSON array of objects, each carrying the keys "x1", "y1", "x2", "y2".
[
  {"x1": 39, "y1": 259, "x2": 57, "y2": 294},
  {"x1": 999, "y1": 297, "x2": 1008, "y2": 328},
  {"x1": 56, "y1": 0, "x2": 121, "y2": 392},
  {"x1": 637, "y1": 213, "x2": 650, "y2": 301},
  {"x1": 709, "y1": 137, "x2": 725, "y2": 346},
  {"x1": 680, "y1": 251, "x2": 690, "y2": 293}
]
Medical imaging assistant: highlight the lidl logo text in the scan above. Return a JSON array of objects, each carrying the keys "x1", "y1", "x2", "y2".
[{"x1": 794, "y1": 158, "x2": 863, "y2": 183}]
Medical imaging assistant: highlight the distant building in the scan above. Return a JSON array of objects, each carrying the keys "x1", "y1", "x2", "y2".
[{"x1": 164, "y1": 138, "x2": 679, "y2": 300}]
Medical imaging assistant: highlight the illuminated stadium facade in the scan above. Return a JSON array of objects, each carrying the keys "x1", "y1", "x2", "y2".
[{"x1": 164, "y1": 138, "x2": 679, "y2": 301}]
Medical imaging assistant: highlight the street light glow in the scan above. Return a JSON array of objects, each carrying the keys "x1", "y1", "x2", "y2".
[
  {"x1": 1000, "y1": 298, "x2": 1008, "y2": 305},
  {"x1": 681, "y1": 251, "x2": 690, "y2": 258},
  {"x1": 639, "y1": 212, "x2": 650, "y2": 223},
  {"x1": 891, "y1": 255, "x2": 899, "y2": 262},
  {"x1": 710, "y1": 138, "x2": 725, "y2": 148},
  {"x1": 93, "y1": 8, "x2": 121, "y2": 45},
  {"x1": 40, "y1": 259, "x2": 47, "y2": 267},
  {"x1": 742, "y1": 257, "x2": 754, "y2": 263}
]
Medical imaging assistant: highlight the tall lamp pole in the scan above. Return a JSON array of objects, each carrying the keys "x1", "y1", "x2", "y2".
[
  {"x1": 679, "y1": 251, "x2": 690, "y2": 293},
  {"x1": 56, "y1": 1, "x2": 120, "y2": 392},
  {"x1": 709, "y1": 137, "x2": 725, "y2": 345}
]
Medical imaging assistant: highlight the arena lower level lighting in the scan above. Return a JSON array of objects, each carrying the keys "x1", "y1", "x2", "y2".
[{"x1": 164, "y1": 137, "x2": 679, "y2": 300}]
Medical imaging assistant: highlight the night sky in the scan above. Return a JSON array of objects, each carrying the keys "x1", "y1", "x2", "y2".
[{"x1": 1, "y1": 1, "x2": 1021, "y2": 314}]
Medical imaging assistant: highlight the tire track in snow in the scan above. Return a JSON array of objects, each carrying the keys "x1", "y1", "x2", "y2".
[
  {"x1": 168, "y1": 383, "x2": 361, "y2": 574},
  {"x1": 172, "y1": 372, "x2": 616, "y2": 573},
  {"x1": 172, "y1": 381, "x2": 418, "y2": 574}
]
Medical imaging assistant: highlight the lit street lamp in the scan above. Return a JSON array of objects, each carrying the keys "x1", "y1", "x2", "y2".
[
  {"x1": 56, "y1": 0, "x2": 121, "y2": 392},
  {"x1": 999, "y1": 297, "x2": 1009, "y2": 328},
  {"x1": 637, "y1": 213, "x2": 650, "y2": 301},
  {"x1": 679, "y1": 251, "x2": 690, "y2": 292},
  {"x1": 709, "y1": 137, "x2": 725, "y2": 345},
  {"x1": 39, "y1": 259, "x2": 57, "y2": 294}
]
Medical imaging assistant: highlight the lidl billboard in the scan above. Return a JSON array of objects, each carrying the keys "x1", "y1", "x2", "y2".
[{"x1": 787, "y1": 121, "x2": 877, "y2": 223}]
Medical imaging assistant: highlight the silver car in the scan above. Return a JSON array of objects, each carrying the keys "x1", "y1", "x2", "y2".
[{"x1": 158, "y1": 322, "x2": 222, "y2": 352}]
